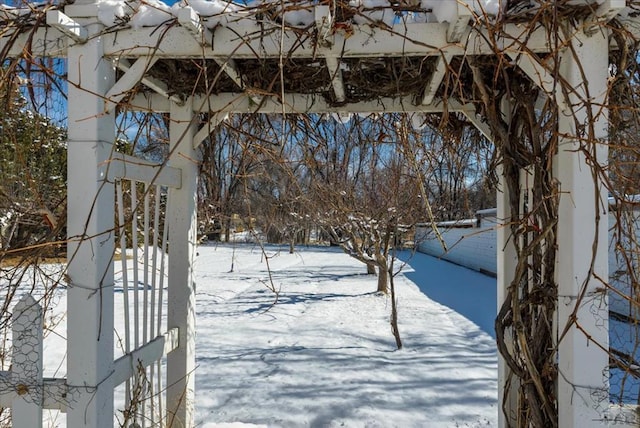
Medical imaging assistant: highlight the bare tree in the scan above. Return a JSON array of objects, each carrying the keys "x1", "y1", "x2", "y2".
[{"x1": 303, "y1": 115, "x2": 421, "y2": 293}]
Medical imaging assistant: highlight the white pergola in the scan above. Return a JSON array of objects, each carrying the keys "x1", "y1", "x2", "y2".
[{"x1": 1, "y1": 0, "x2": 636, "y2": 426}]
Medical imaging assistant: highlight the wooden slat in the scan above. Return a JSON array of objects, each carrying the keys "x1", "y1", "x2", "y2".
[
  {"x1": 103, "y1": 153, "x2": 182, "y2": 188},
  {"x1": 112, "y1": 328, "x2": 179, "y2": 387},
  {"x1": 508, "y1": 51, "x2": 558, "y2": 104}
]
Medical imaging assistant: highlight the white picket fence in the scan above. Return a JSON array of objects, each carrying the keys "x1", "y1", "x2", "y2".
[
  {"x1": 1, "y1": 296, "x2": 178, "y2": 427},
  {"x1": 0, "y1": 148, "x2": 192, "y2": 426},
  {"x1": 1, "y1": 295, "x2": 46, "y2": 427}
]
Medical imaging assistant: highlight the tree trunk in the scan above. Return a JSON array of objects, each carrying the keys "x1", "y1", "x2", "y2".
[
  {"x1": 366, "y1": 263, "x2": 376, "y2": 275},
  {"x1": 3, "y1": 216, "x2": 19, "y2": 251},
  {"x1": 389, "y1": 263, "x2": 402, "y2": 349},
  {"x1": 289, "y1": 239, "x2": 295, "y2": 254},
  {"x1": 377, "y1": 263, "x2": 388, "y2": 294}
]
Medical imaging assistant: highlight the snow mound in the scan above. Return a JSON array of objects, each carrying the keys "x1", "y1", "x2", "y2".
[
  {"x1": 172, "y1": 0, "x2": 243, "y2": 28},
  {"x1": 4, "y1": 0, "x2": 618, "y2": 31},
  {"x1": 130, "y1": 0, "x2": 173, "y2": 29},
  {"x1": 350, "y1": 0, "x2": 396, "y2": 27},
  {"x1": 92, "y1": 0, "x2": 512, "y2": 29}
]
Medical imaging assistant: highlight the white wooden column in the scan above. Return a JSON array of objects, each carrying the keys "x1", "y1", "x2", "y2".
[
  {"x1": 167, "y1": 99, "x2": 198, "y2": 427},
  {"x1": 496, "y1": 170, "x2": 519, "y2": 427},
  {"x1": 554, "y1": 28, "x2": 609, "y2": 427},
  {"x1": 496, "y1": 98, "x2": 519, "y2": 428},
  {"x1": 65, "y1": 12, "x2": 116, "y2": 428}
]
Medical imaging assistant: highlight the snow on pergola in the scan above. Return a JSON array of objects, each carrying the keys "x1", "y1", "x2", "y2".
[{"x1": 1, "y1": 0, "x2": 638, "y2": 427}]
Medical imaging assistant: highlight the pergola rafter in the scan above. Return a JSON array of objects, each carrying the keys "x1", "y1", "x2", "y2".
[{"x1": 115, "y1": 57, "x2": 183, "y2": 104}]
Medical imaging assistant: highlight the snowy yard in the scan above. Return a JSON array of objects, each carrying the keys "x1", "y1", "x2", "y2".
[
  {"x1": 25, "y1": 243, "x2": 498, "y2": 427},
  {"x1": 193, "y1": 244, "x2": 497, "y2": 427}
]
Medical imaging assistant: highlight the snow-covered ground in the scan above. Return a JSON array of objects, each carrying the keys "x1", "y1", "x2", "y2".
[
  {"x1": 11, "y1": 243, "x2": 497, "y2": 427},
  {"x1": 193, "y1": 244, "x2": 497, "y2": 427}
]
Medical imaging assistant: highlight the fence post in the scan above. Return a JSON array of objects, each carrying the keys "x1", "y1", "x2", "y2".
[
  {"x1": 166, "y1": 99, "x2": 198, "y2": 427},
  {"x1": 11, "y1": 295, "x2": 43, "y2": 428}
]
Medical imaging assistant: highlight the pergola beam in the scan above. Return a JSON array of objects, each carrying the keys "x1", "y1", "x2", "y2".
[
  {"x1": 460, "y1": 109, "x2": 491, "y2": 141},
  {"x1": 177, "y1": 6, "x2": 208, "y2": 40},
  {"x1": 97, "y1": 22, "x2": 553, "y2": 60},
  {"x1": 3, "y1": 7, "x2": 639, "y2": 61},
  {"x1": 214, "y1": 57, "x2": 246, "y2": 91},
  {"x1": 315, "y1": 5, "x2": 333, "y2": 44},
  {"x1": 0, "y1": 28, "x2": 67, "y2": 57},
  {"x1": 129, "y1": 92, "x2": 475, "y2": 114}
]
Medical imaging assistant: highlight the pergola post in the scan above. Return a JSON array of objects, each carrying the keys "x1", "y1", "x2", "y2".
[
  {"x1": 65, "y1": 12, "x2": 116, "y2": 428},
  {"x1": 167, "y1": 99, "x2": 199, "y2": 427},
  {"x1": 496, "y1": 172, "x2": 520, "y2": 427},
  {"x1": 554, "y1": 28, "x2": 609, "y2": 426},
  {"x1": 496, "y1": 99, "x2": 519, "y2": 427}
]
